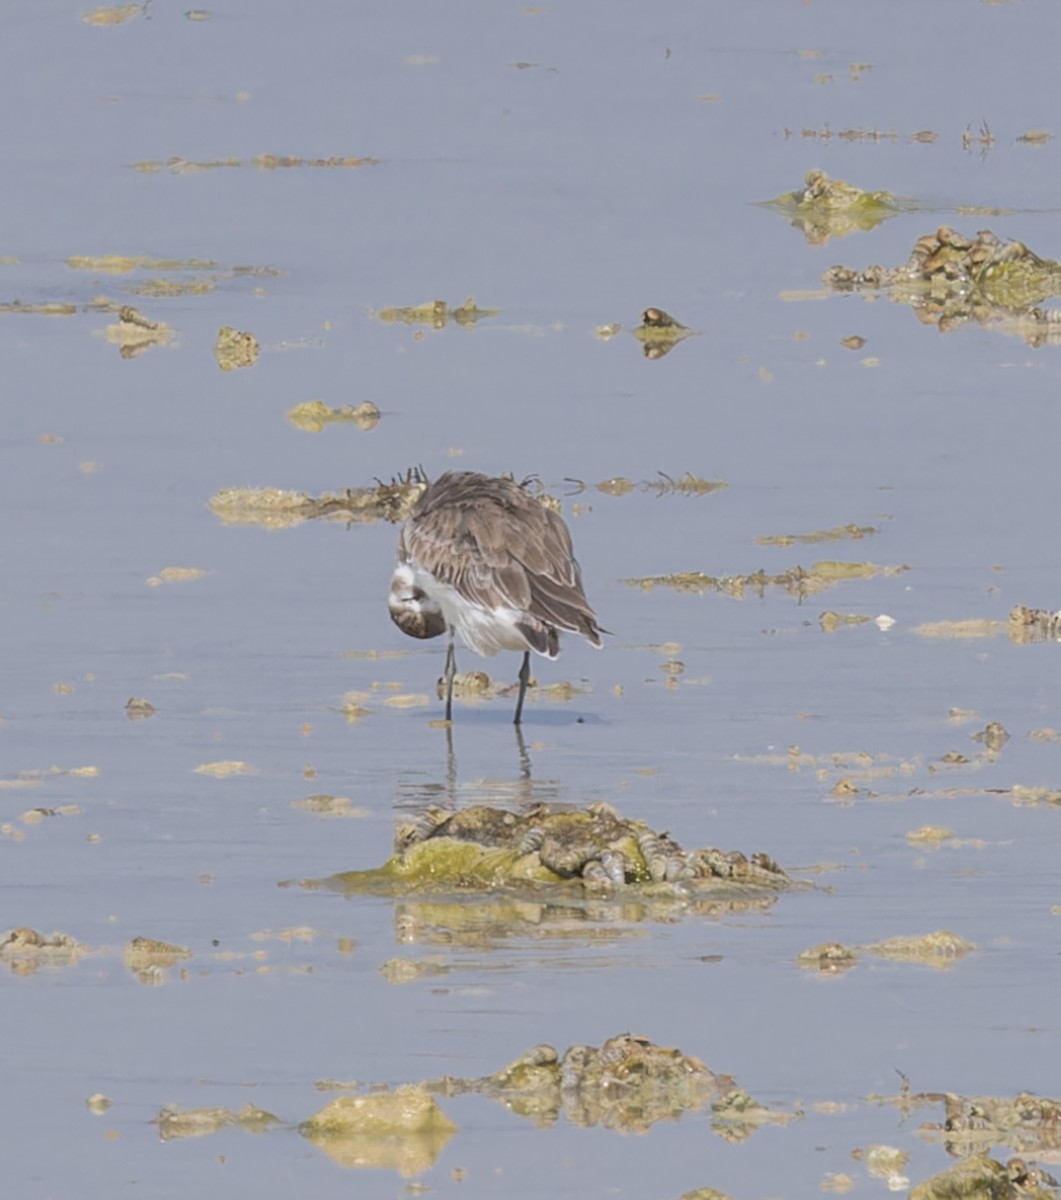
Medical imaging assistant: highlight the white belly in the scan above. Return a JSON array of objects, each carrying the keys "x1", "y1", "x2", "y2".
[{"x1": 409, "y1": 565, "x2": 551, "y2": 658}]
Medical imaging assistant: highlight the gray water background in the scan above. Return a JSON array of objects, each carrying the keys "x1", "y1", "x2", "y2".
[{"x1": 4, "y1": 1, "x2": 1061, "y2": 1195}]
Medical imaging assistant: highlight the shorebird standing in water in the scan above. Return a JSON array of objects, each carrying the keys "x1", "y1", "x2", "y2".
[{"x1": 388, "y1": 471, "x2": 602, "y2": 724}]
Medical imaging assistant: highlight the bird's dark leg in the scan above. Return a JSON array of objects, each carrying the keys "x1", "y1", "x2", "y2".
[
  {"x1": 513, "y1": 651, "x2": 531, "y2": 725},
  {"x1": 443, "y1": 629, "x2": 457, "y2": 721},
  {"x1": 514, "y1": 721, "x2": 531, "y2": 780}
]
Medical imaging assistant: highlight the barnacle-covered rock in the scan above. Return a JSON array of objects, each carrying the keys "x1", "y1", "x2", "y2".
[
  {"x1": 305, "y1": 802, "x2": 793, "y2": 900},
  {"x1": 824, "y1": 226, "x2": 1061, "y2": 344}
]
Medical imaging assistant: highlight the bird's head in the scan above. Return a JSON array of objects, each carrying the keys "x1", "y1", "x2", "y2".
[{"x1": 388, "y1": 564, "x2": 446, "y2": 640}]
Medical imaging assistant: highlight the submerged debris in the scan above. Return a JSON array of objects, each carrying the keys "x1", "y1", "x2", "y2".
[
  {"x1": 303, "y1": 801, "x2": 792, "y2": 900},
  {"x1": 373, "y1": 296, "x2": 499, "y2": 329},
  {"x1": 763, "y1": 168, "x2": 904, "y2": 244},
  {"x1": 209, "y1": 471, "x2": 427, "y2": 529},
  {"x1": 824, "y1": 226, "x2": 1061, "y2": 344}
]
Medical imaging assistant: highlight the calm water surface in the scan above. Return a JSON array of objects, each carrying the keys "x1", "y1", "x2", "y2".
[{"x1": 5, "y1": 1, "x2": 1061, "y2": 1195}]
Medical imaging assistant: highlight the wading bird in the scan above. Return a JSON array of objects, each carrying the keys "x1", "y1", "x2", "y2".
[{"x1": 388, "y1": 471, "x2": 602, "y2": 723}]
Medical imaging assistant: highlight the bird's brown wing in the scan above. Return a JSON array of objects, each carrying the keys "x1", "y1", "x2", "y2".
[{"x1": 403, "y1": 472, "x2": 601, "y2": 644}]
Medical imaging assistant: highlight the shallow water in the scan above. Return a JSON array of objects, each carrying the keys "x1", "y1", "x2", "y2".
[{"x1": 5, "y1": 1, "x2": 1061, "y2": 1195}]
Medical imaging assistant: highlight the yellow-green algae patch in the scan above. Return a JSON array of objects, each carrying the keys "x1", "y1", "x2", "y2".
[
  {"x1": 0, "y1": 300, "x2": 78, "y2": 316},
  {"x1": 301, "y1": 1086, "x2": 457, "y2": 1175},
  {"x1": 592, "y1": 472, "x2": 726, "y2": 498},
  {"x1": 193, "y1": 760, "x2": 253, "y2": 777},
  {"x1": 156, "y1": 1103, "x2": 281, "y2": 1141},
  {"x1": 626, "y1": 561, "x2": 908, "y2": 599},
  {"x1": 762, "y1": 168, "x2": 906, "y2": 244},
  {"x1": 757, "y1": 523, "x2": 879, "y2": 547},
  {"x1": 68, "y1": 255, "x2": 218, "y2": 274},
  {"x1": 83, "y1": 4, "x2": 142, "y2": 25},
  {"x1": 209, "y1": 472, "x2": 427, "y2": 529},
  {"x1": 214, "y1": 325, "x2": 259, "y2": 371},
  {"x1": 818, "y1": 611, "x2": 872, "y2": 632},
  {"x1": 147, "y1": 566, "x2": 209, "y2": 584},
  {"x1": 374, "y1": 296, "x2": 499, "y2": 329},
  {"x1": 287, "y1": 400, "x2": 381, "y2": 432},
  {"x1": 302, "y1": 1085, "x2": 456, "y2": 1137}
]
